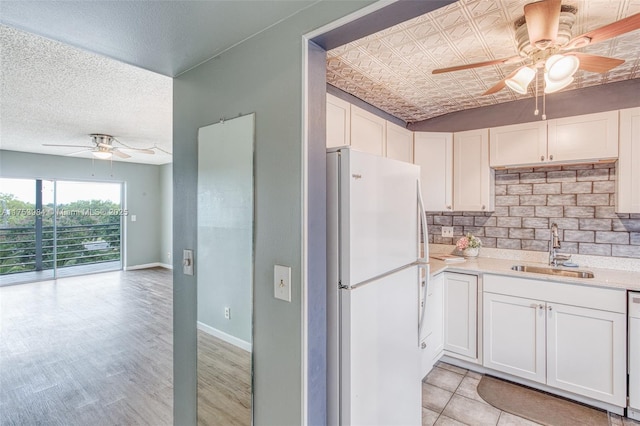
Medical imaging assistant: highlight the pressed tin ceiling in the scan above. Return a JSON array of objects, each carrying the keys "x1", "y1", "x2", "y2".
[{"x1": 327, "y1": 0, "x2": 640, "y2": 124}]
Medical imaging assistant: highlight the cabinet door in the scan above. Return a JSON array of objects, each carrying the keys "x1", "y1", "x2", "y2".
[
  {"x1": 326, "y1": 93, "x2": 351, "y2": 148},
  {"x1": 547, "y1": 111, "x2": 618, "y2": 163},
  {"x1": 546, "y1": 302, "x2": 626, "y2": 406},
  {"x1": 386, "y1": 123, "x2": 414, "y2": 163},
  {"x1": 444, "y1": 273, "x2": 477, "y2": 360},
  {"x1": 414, "y1": 132, "x2": 453, "y2": 211},
  {"x1": 630, "y1": 314, "x2": 640, "y2": 410},
  {"x1": 489, "y1": 121, "x2": 547, "y2": 167},
  {"x1": 421, "y1": 272, "x2": 444, "y2": 378},
  {"x1": 483, "y1": 293, "x2": 546, "y2": 384},
  {"x1": 350, "y1": 105, "x2": 386, "y2": 156},
  {"x1": 453, "y1": 129, "x2": 494, "y2": 212},
  {"x1": 616, "y1": 107, "x2": 640, "y2": 213},
  {"x1": 427, "y1": 273, "x2": 445, "y2": 362}
]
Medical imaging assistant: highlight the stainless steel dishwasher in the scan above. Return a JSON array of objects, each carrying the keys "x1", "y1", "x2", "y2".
[{"x1": 629, "y1": 292, "x2": 640, "y2": 421}]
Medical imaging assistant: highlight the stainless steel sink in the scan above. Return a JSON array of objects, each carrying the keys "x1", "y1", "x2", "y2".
[{"x1": 511, "y1": 265, "x2": 594, "y2": 279}]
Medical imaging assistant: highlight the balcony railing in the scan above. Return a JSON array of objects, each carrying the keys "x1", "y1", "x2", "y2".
[{"x1": 0, "y1": 223, "x2": 121, "y2": 275}]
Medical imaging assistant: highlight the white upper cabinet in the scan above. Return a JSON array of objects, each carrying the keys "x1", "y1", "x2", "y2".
[
  {"x1": 490, "y1": 121, "x2": 547, "y2": 167},
  {"x1": 414, "y1": 132, "x2": 453, "y2": 211},
  {"x1": 386, "y1": 123, "x2": 414, "y2": 163},
  {"x1": 454, "y1": 129, "x2": 494, "y2": 212},
  {"x1": 350, "y1": 105, "x2": 386, "y2": 156},
  {"x1": 547, "y1": 110, "x2": 619, "y2": 163},
  {"x1": 616, "y1": 107, "x2": 640, "y2": 213},
  {"x1": 489, "y1": 111, "x2": 619, "y2": 168},
  {"x1": 326, "y1": 93, "x2": 351, "y2": 148}
]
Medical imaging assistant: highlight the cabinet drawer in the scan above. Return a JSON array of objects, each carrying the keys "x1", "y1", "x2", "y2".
[{"x1": 483, "y1": 274, "x2": 625, "y2": 313}]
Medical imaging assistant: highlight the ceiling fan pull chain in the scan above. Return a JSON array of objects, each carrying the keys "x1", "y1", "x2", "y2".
[
  {"x1": 542, "y1": 81, "x2": 547, "y2": 121},
  {"x1": 534, "y1": 69, "x2": 540, "y2": 116}
]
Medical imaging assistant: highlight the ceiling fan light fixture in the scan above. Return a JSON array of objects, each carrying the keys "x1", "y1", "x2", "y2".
[
  {"x1": 544, "y1": 74, "x2": 573, "y2": 93},
  {"x1": 505, "y1": 67, "x2": 536, "y2": 94},
  {"x1": 92, "y1": 150, "x2": 113, "y2": 160},
  {"x1": 545, "y1": 54, "x2": 579, "y2": 82}
]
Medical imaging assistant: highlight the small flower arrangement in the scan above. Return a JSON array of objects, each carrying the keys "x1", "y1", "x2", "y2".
[{"x1": 456, "y1": 233, "x2": 482, "y2": 251}]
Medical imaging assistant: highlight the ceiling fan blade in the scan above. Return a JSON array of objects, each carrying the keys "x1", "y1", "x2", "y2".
[
  {"x1": 482, "y1": 68, "x2": 522, "y2": 96},
  {"x1": 65, "y1": 149, "x2": 92, "y2": 156},
  {"x1": 524, "y1": 0, "x2": 562, "y2": 49},
  {"x1": 112, "y1": 149, "x2": 131, "y2": 159},
  {"x1": 569, "y1": 53, "x2": 625, "y2": 73},
  {"x1": 432, "y1": 56, "x2": 522, "y2": 74},
  {"x1": 565, "y1": 13, "x2": 640, "y2": 49},
  {"x1": 42, "y1": 143, "x2": 92, "y2": 148},
  {"x1": 118, "y1": 147, "x2": 155, "y2": 154}
]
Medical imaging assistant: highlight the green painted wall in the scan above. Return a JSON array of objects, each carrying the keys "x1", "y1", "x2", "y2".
[
  {"x1": 172, "y1": 2, "x2": 374, "y2": 424},
  {"x1": 0, "y1": 150, "x2": 168, "y2": 268},
  {"x1": 160, "y1": 163, "x2": 173, "y2": 267}
]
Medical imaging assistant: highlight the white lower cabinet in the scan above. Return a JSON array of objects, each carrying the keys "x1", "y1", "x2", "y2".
[
  {"x1": 546, "y1": 302, "x2": 626, "y2": 405},
  {"x1": 444, "y1": 272, "x2": 477, "y2": 361},
  {"x1": 483, "y1": 293, "x2": 546, "y2": 384},
  {"x1": 483, "y1": 274, "x2": 626, "y2": 407},
  {"x1": 421, "y1": 272, "x2": 444, "y2": 378}
]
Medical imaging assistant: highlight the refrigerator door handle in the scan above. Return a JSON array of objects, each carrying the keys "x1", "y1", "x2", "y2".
[
  {"x1": 417, "y1": 264, "x2": 429, "y2": 343},
  {"x1": 416, "y1": 179, "x2": 429, "y2": 261}
]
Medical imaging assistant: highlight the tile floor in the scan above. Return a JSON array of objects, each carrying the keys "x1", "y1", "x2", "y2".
[{"x1": 423, "y1": 362, "x2": 640, "y2": 426}]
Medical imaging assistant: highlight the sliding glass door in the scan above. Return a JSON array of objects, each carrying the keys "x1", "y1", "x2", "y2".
[{"x1": 0, "y1": 178, "x2": 123, "y2": 285}]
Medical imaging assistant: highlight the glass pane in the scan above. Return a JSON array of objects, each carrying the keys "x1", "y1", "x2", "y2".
[
  {"x1": 55, "y1": 181, "x2": 123, "y2": 278},
  {"x1": 0, "y1": 178, "x2": 55, "y2": 285}
]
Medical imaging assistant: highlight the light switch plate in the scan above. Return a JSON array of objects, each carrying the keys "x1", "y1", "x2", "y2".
[
  {"x1": 183, "y1": 249, "x2": 194, "y2": 276},
  {"x1": 131, "y1": 215, "x2": 137, "y2": 222},
  {"x1": 274, "y1": 265, "x2": 291, "y2": 302}
]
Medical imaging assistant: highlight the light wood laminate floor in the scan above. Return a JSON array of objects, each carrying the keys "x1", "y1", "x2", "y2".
[
  {"x1": 0, "y1": 268, "x2": 173, "y2": 425},
  {"x1": 198, "y1": 331, "x2": 251, "y2": 426}
]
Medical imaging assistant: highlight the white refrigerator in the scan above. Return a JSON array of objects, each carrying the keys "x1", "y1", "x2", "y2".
[{"x1": 327, "y1": 147, "x2": 429, "y2": 426}]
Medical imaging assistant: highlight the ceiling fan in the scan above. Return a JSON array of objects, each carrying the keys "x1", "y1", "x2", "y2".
[
  {"x1": 43, "y1": 134, "x2": 156, "y2": 160},
  {"x1": 432, "y1": 0, "x2": 640, "y2": 97}
]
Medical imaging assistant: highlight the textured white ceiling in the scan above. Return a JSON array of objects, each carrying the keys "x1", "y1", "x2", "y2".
[
  {"x1": 0, "y1": 1, "x2": 318, "y2": 165},
  {"x1": 1, "y1": 25, "x2": 173, "y2": 165},
  {"x1": 327, "y1": 0, "x2": 640, "y2": 123},
  {"x1": 0, "y1": 0, "x2": 317, "y2": 77}
]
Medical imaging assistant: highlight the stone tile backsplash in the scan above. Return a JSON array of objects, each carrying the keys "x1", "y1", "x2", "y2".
[{"x1": 427, "y1": 163, "x2": 640, "y2": 259}]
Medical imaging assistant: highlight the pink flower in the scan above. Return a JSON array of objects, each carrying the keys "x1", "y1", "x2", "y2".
[{"x1": 456, "y1": 236, "x2": 469, "y2": 250}]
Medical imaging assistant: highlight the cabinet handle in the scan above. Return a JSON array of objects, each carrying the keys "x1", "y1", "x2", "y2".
[
  {"x1": 421, "y1": 342, "x2": 427, "y2": 349},
  {"x1": 482, "y1": 205, "x2": 486, "y2": 210},
  {"x1": 446, "y1": 205, "x2": 452, "y2": 210},
  {"x1": 540, "y1": 155, "x2": 545, "y2": 161},
  {"x1": 549, "y1": 154, "x2": 554, "y2": 161},
  {"x1": 539, "y1": 304, "x2": 544, "y2": 310},
  {"x1": 548, "y1": 305, "x2": 553, "y2": 311}
]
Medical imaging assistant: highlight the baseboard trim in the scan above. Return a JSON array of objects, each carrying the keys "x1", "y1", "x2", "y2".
[
  {"x1": 125, "y1": 262, "x2": 162, "y2": 271},
  {"x1": 159, "y1": 263, "x2": 173, "y2": 270},
  {"x1": 197, "y1": 321, "x2": 252, "y2": 353}
]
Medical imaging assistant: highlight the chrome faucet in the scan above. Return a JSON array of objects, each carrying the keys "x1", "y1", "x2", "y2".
[{"x1": 549, "y1": 223, "x2": 571, "y2": 266}]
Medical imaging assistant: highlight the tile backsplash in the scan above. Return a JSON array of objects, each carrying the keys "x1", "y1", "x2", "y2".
[{"x1": 427, "y1": 163, "x2": 640, "y2": 259}]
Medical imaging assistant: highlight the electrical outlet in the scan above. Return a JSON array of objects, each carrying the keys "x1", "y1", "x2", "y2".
[
  {"x1": 224, "y1": 307, "x2": 230, "y2": 319},
  {"x1": 442, "y1": 226, "x2": 454, "y2": 237}
]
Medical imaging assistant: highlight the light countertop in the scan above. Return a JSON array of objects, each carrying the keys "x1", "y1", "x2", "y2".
[{"x1": 428, "y1": 255, "x2": 640, "y2": 292}]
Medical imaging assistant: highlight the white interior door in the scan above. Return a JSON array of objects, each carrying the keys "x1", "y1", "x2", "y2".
[
  {"x1": 340, "y1": 149, "x2": 419, "y2": 287},
  {"x1": 340, "y1": 266, "x2": 421, "y2": 426}
]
